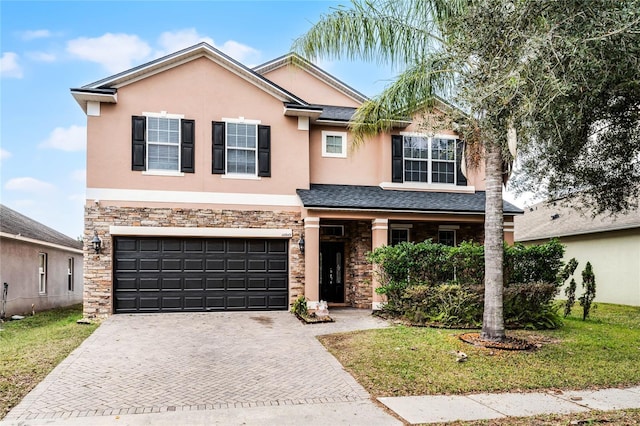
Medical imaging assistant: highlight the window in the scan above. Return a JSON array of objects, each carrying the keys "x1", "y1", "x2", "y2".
[
  {"x1": 212, "y1": 120, "x2": 271, "y2": 177},
  {"x1": 68, "y1": 258, "x2": 74, "y2": 291},
  {"x1": 392, "y1": 135, "x2": 465, "y2": 185},
  {"x1": 320, "y1": 225, "x2": 345, "y2": 237},
  {"x1": 322, "y1": 131, "x2": 347, "y2": 158},
  {"x1": 147, "y1": 116, "x2": 180, "y2": 171},
  {"x1": 404, "y1": 136, "x2": 456, "y2": 184},
  {"x1": 131, "y1": 114, "x2": 195, "y2": 174},
  {"x1": 438, "y1": 230, "x2": 456, "y2": 247},
  {"x1": 38, "y1": 253, "x2": 47, "y2": 294},
  {"x1": 391, "y1": 228, "x2": 410, "y2": 245},
  {"x1": 226, "y1": 122, "x2": 257, "y2": 174}
]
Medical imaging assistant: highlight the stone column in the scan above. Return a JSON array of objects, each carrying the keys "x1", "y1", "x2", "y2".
[
  {"x1": 371, "y1": 218, "x2": 388, "y2": 311},
  {"x1": 303, "y1": 217, "x2": 320, "y2": 309}
]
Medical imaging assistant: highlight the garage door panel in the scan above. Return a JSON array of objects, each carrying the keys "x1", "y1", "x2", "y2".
[
  {"x1": 139, "y1": 258, "x2": 160, "y2": 271},
  {"x1": 139, "y1": 239, "x2": 159, "y2": 251},
  {"x1": 185, "y1": 278, "x2": 204, "y2": 290},
  {"x1": 114, "y1": 237, "x2": 288, "y2": 313}
]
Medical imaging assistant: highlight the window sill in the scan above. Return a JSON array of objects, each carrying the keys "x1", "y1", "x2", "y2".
[
  {"x1": 321, "y1": 153, "x2": 347, "y2": 158},
  {"x1": 379, "y1": 182, "x2": 475, "y2": 193},
  {"x1": 142, "y1": 170, "x2": 185, "y2": 177},
  {"x1": 221, "y1": 174, "x2": 262, "y2": 181}
]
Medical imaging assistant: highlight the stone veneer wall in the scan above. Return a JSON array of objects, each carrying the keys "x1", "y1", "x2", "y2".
[{"x1": 84, "y1": 205, "x2": 303, "y2": 319}]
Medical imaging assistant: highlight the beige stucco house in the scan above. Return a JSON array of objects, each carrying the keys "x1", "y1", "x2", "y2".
[
  {"x1": 515, "y1": 201, "x2": 640, "y2": 306},
  {"x1": 0, "y1": 204, "x2": 83, "y2": 318},
  {"x1": 71, "y1": 42, "x2": 521, "y2": 318}
]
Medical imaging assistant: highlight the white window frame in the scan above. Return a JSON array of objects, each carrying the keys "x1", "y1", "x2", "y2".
[
  {"x1": 68, "y1": 257, "x2": 74, "y2": 292},
  {"x1": 223, "y1": 117, "x2": 261, "y2": 177},
  {"x1": 401, "y1": 133, "x2": 458, "y2": 185},
  {"x1": 38, "y1": 252, "x2": 47, "y2": 294},
  {"x1": 143, "y1": 111, "x2": 184, "y2": 175},
  {"x1": 322, "y1": 131, "x2": 347, "y2": 158}
]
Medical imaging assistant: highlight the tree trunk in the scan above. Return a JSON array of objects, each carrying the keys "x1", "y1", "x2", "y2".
[{"x1": 481, "y1": 139, "x2": 505, "y2": 342}]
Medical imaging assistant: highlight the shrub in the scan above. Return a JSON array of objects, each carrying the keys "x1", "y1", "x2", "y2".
[
  {"x1": 579, "y1": 262, "x2": 596, "y2": 320},
  {"x1": 370, "y1": 239, "x2": 568, "y2": 329},
  {"x1": 291, "y1": 295, "x2": 308, "y2": 317}
]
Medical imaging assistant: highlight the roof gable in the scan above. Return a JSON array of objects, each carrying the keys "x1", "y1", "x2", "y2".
[
  {"x1": 71, "y1": 43, "x2": 310, "y2": 113},
  {"x1": 0, "y1": 204, "x2": 83, "y2": 250},
  {"x1": 254, "y1": 53, "x2": 367, "y2": 106}
]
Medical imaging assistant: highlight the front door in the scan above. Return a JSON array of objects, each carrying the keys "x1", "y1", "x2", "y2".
[{"x1": 320, "y1": 242, "x2": 345, "y2": 303}]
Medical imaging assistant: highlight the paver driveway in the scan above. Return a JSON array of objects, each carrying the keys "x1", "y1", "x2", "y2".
[{"x1": 4, "y1": 310, "x2": 390, "y2": 423}]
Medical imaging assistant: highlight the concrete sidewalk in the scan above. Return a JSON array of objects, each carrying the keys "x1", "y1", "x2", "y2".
[{"x1": 379, "y1": 386, "x2": 640, "y2": 424}]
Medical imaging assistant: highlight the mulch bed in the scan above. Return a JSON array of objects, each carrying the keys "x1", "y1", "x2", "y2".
[
  {"x1": 294, "y1": 313, "x2": 334, "y2": 324},
  {"x1": 459, "y1": 332, "x2": 535, "y2": 350}
]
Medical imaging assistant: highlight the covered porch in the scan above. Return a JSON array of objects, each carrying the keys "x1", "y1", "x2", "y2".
[{"x1": 296, "y1": 184, "x2": 521, "y2": 310}]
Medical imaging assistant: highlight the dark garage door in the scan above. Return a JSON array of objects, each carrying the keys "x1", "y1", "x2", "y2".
[{"x1": 113, "y1": 237, "x2": 288, "y2": 313}]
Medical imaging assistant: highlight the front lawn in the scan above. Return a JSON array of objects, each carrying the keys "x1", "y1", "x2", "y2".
[
  {"x1": 0, "y1": 305, "x2": 98, "y2": 419},
  {"x1": 319, "y1": 303, "x2": 640, "y2": 396}
]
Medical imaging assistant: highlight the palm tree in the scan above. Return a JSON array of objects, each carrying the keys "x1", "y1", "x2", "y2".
[
  {"x1": 294, "y1": 0, "x2": 509, "y2": 341},
  {"x1": 294, "y1": 0, "x2": 640, "y2": 342}
]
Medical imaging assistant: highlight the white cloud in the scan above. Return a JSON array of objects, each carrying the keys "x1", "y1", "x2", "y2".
[
  {"x1": 67, "y1": 193, "x2": 86, "y2": 205},
  {"x1": 156, "y1": 29, "x2": 214, "y2": 57},
  {"x1": 155, "y1": 29, "x2": 259, "y2": 64},
  {"x1": 27, "y1": 51, "x2": 56, "y2": 62},
  {"x1": 20, "y1": 29, "x2": 52, "y2": 40},
  {"x1": 67, "y1": 33, "x2": 151, "y2": 73},
  {"x1": 0, "y1": 148, "x2": 11, "y2": 161},
  {"x1": 70, "y1": 169, "x2": 86, "y2": 182},
  {"x1": 218, "y1": 40, "x2": 260, "y2": 64},
  {"x1": 5, "y1": 177, "x2": 55, "y2": 193},
  {"x1": 0, "y1": 52, "x2": 23, "y2": 78},
  {"x1": 39, "y1": 125, "x2": 86, "y2": 151}
]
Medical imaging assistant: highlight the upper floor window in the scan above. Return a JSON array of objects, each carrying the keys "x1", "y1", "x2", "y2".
[
  {"x1": 322, "y1": 131, "x2": 347, "y2": 158},
  {"x1": 226, "y1": 122, "x2": 257, "y2": 174},
  {"x1": 212, "y1": 119, "x2": 271, "y2": 178},
  {"x1": 38, "y1": 252, "x2": 47, "y2": 294},
  {"x1": 131, "y1": 113, "x2": 195, "y2": 174},
  {"x1": 147, "y1": 116, "x2": 180, "y2": 171},
  {"x1": 392, "y1": 135, "x2": 466, "y2": 186}
]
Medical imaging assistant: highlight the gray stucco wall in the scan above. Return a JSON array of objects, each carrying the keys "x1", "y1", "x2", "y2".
[{"x1": 1, "y1": 237, "x2": 83, "y2": 317}]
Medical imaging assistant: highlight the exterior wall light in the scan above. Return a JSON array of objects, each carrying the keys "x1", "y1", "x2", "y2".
[
  {"x1": 298, "y1": 237, "x2": 305, "y2": 255},
  {"x1": 91, "y1": 231, "x2": 102, "y2": 254}
]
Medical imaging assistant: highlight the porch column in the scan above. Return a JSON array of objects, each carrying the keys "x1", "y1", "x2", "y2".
[
  {"x1": 371, "y1": 218, "x2": 389, "y2": 310},
  {"x1": 303, "y1": 217, "x2": 320, "y2": 309}
]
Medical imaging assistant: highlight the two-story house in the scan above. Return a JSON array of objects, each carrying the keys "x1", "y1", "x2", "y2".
[{"x1": 71, "y1": 42, "x2": 522, "y2": 318}]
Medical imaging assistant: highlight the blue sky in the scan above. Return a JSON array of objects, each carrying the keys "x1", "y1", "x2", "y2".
[{"x1": 1, "y1": 1, "x2": 527, "y2": 239}]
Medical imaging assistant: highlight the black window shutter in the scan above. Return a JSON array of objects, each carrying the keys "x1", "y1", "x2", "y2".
[
  {"x1": 131, "y1": 116, "x2": 146, "y2": 171},
  {"x1": 456, "y1": 140, "x2": 467, "y2": 186},
  {"x1": 212, "y1": 121, "x2": 225, "y2": 174},
  {"x1": 257, "y1": 125, "x2": 271, "y2": 177},
  {"x1": 391, "y1": 135, "x2": 403, "y2": 183},
  {"x1": 180, "y1": 119, "x2": 195, "y2": 173}
]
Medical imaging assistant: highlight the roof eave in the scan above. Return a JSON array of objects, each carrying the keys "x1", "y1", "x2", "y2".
[{"x1": 70, "y1": 90, "x2": 118, "y2": 113}]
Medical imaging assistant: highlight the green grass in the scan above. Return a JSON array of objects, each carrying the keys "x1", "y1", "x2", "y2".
[
  {"x1": 319, "y1": 303, "x2": 640, "y2": 397},
  {"x1": 422, "y1": 408, "x2": 640, "y2": 425},
  {"x1": 0, "y1": 305, "x2": 98, "y2": 419}
]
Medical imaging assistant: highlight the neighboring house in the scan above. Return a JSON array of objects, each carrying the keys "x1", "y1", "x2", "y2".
[
  {"x1": 0, "y1": 204, "x2": 83, "y2": 317},
  {"x1": 71, "y1": 42, "x2": 522, "y2": 318},
  {"x1": 515, "y1": 201, "x2": 640, "y2": 306}
]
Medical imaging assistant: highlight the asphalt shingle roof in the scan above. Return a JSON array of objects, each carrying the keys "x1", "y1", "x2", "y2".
[
  {"x1": 515, "y1": 201, "x2": 640, "y2": 241},
  {"x1": 297, "y1": 184, "x2": 523, "y2": 214},
  {"x1": 0, "y1": 204, "x2": 83, "y2": 250},
  {"x1": 315, "y1": 105, "x2": 357, "y2": 122}
]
